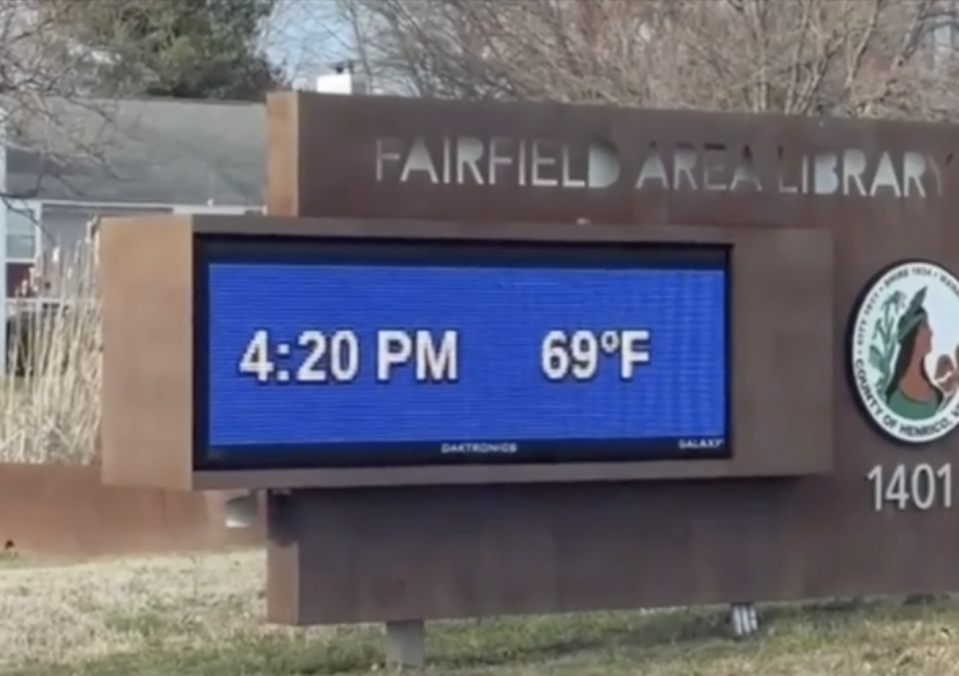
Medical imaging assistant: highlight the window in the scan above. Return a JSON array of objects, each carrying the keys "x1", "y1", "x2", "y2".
[{"x1": 5, "y1": 202, "x2": 40, "y2": 262}]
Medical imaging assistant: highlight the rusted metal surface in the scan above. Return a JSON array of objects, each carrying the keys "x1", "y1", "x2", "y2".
[
  {"x1": 100, "y1": 217, "x2": 833, "y2": 490},
  {"x1": 265, "y1": 92, "x2": 954, "y2": 227},
  {"x1": 0, "y1": 464, "x2": 261, "y2": 557},
  {"x1": 100, "y1": 215, "x2": 194, "y2": 490},
  {"x1": 104, "y1": 91, "x2": 959, "y2": 625}
]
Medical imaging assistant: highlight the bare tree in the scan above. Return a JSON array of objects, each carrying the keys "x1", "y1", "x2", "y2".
[
  {"x1": 0, "y1": 0, "x2": 130, "y2": 200},
  {"x1": 267, "y1": 0, "x2": 352, "y2": 84},
  {"x1": 330, "y1": 0, "x2": 959, "y2": 120}
]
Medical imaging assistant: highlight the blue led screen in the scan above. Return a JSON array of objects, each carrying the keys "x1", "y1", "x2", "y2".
[{"x1": 197, "y1": 238, "x2": 730, "y2": 469}]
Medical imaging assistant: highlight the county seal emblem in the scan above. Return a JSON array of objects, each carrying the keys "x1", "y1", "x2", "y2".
[{"x1": 849, "y1": 260, "x2": 959, "y2": 445}]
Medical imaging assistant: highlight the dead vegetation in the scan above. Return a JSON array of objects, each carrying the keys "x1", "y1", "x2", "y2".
[
  {"x1": 0, "y1": 1, "x2": 119, "y2": 466},
  {"x1": 0, "y1": 235, "x2": 100, "y2": 464},
  {"x1": 0, "y1": 550, "x2": 269, "y2": 668},
  {"x1": 0, "y1": 1, "x2": 121, "y2": 200},
  {"x1": 333, "y1": 0, "x2": 959, "y2": 121}
]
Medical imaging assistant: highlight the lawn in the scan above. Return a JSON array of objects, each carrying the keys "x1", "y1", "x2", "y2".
[{"x1": 2, "y1": 550, "x2": 958, "y2": 676}]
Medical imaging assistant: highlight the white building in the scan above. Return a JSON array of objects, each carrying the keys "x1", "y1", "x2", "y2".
[
  {"x1": 0, "y1": 72, "x2": 370, "y2": 364},
  {"x1": 0, "y1": 95, "x2": 266, "y2": 365}
]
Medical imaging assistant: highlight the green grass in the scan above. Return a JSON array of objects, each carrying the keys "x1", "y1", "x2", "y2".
[{"x1": 9, "y1": 596, "x2": 959, "y2": 676}]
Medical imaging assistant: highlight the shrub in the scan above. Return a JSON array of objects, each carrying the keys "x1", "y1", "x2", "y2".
[{"x1": 0, "y1": 236, "x2": 100, "y2": 464}]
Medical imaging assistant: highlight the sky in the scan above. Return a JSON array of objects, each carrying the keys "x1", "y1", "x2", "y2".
[{"x1": 265, "y1": 1, "x2": 353, "y2": 83}]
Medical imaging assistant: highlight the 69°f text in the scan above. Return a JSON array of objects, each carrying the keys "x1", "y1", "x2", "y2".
[
  {"x1": 541, "y1": 330, "x2": 651, "y2": 382},
  {"x1": 238, "y1": 329, "x2": 458, "y2": 384}
]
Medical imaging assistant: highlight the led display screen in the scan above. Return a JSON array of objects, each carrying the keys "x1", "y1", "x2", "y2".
[{"x1": 194, "y1": 236, "x2": 731, "y2": 469}]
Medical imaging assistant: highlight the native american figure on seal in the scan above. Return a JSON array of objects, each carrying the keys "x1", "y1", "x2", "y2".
[{"x1": 882, "y1": 287, "x2": 959, "y2": 420}]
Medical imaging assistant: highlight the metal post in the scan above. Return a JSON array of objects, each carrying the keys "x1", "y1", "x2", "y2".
[
  {"x1": 0, "y1": 106, "x2": 8, "y2": 377},
  {"x1": 729, "y1": 602, "x2": 759, "y2": 637},
  {"x1": 384, "y1": 620, "x2": 425, "y2": 669}
]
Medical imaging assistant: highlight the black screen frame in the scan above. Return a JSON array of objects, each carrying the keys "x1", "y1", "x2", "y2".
[{"x1": 192, "y1": 233, "x2": 733, "y2": 471}]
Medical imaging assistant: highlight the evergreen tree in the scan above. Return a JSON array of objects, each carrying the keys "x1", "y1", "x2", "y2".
[{"x1": 63, "y1": 0, "x2": 286, "y2": 101}]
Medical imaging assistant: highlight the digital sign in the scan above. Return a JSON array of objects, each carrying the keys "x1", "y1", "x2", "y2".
[{"x1": 193, "y1": 236, "x2": 731, "y2": 469}]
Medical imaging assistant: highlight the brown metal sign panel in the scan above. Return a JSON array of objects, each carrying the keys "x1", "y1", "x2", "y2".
[
  {"x1": 101, "y1": 215, "x2": 195, "y2": 490},
  {"x1": 266, "y1": 91, "x2": 956, "y2": 226},
  {"x1": 100, "y1": 215, "x2": 832, "y2": 491},
  {"x1": 259, "y1": 93, "x2": 959, "y2": 624}
]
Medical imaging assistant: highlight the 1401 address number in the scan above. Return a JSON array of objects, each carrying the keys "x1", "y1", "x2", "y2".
[{"x1": 866, "y1": 463, "x2": 953, "y2": 512}]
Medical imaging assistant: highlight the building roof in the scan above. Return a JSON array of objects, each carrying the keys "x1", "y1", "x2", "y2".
[{"x1": 3, "y1": 95, "x2": 266, "y2": 206}]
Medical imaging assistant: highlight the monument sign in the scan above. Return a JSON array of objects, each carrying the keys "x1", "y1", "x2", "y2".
[{"x1": 100, "y1": 91, "x2": 959, "y2": 663}]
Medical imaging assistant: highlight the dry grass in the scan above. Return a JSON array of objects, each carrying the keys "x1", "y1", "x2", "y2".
[
  {"x1": 0, "y1": 550, "x2": 270, "y2": 668},
  {"x1": 0, "y1": 233, "x2": 100, "y2": 464},
  {"x1": 2, "y1": 549, "x2": 959, "y2": 676}
]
